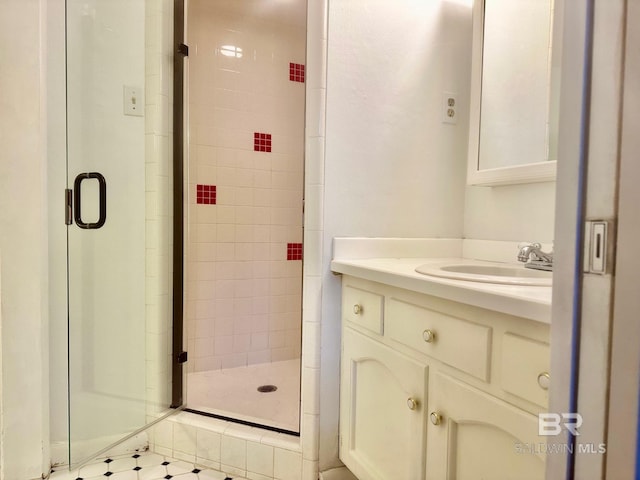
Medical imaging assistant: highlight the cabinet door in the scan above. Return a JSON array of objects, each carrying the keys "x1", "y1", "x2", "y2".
[
  {"x1": 340, "y1": 327, "x2": 428, "y2": 480},
  {"x1": 426, "y1": 372, "x2": 545, "y2": 480}
]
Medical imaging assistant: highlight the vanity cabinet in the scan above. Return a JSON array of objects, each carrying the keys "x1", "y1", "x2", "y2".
[
  {"x1": 426, "y1": 372, "x2": 545, "y2": 480},
  {"x1": 338, "y1": 276, "x2": 550, "y2": 480},
  {"x1": 340, "y1": 327, "x2": 427, "y2": 480}
]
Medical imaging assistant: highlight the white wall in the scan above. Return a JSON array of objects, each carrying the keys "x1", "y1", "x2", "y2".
[
  {"x1": 320, "y1": 0, "x2": 472, "y2": 469},
  {"x1": 0, "y1": 0, "x2": 50, "y2": 477},
  {"x1": 464, "y1": 182, "x2": 556, "y2": 243}
]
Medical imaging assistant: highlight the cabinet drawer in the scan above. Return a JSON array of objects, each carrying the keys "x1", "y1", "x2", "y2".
[
  {"x1": 343, "y1": 285, "x2": 384, "y2": 334},
  {"x1": 501, "y1": 333, "x2": 550, "y2": 408},
  {"x1": 386, "y1": 298, "x2": 491, "y2": 381}
]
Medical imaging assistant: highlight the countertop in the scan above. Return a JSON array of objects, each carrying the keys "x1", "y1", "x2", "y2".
[{"x1": 330, "y1": 256, "x2": 552, "y2": 324}]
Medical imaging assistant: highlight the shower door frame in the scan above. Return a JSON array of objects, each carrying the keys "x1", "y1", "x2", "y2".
[
  {"x1": 177, "y1": 0, "x2": 307, "y2": 435},
  {"x1": 172, "y1": 0, "x2": 187, "y2": 409}
]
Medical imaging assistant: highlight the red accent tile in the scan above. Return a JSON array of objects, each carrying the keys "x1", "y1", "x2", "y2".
[
  {"x1": 196, "y1": 184, "x2": 216, "y2": 205},
  {"x1": 287, "y1": 243, "x2": 303, "y2": 261},
  {"x1": 254, "y1": 132, "x2": 272, "y2": 153},
  {"x1": 289, "y1": 62, "x2": 305, "y2": 83}
]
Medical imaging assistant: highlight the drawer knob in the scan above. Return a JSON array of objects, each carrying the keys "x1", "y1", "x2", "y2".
[
  {"x1": 407, "y1": 397, "x2": 419, "y2": 410},
  {"x1": 430, "y1": 412, "x2": 443, "y2": 426},
  {"x1": 353, "y1": 304, "x2": 363, "y2": 315},
  {"x1": 422, "y1": 329, "x2": 436, "y2": 343},
  {"x1": 537, "y1": 372, "x2": 550, "y2": 390}
]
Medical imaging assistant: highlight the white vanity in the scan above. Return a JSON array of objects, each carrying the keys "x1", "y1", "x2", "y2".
[{"x1": 331, "y1": 238, "x2": 551, "y2": 480}]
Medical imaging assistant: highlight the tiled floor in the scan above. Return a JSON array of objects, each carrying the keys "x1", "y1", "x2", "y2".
[
  {"x1": 187, "y1": 359, "x2": 300, "y2": 432},
  {"x1": 49, "y1": 451, "x2": 247, "y2": 480}
]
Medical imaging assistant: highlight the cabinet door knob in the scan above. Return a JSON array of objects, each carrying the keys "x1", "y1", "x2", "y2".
[
  {"x1": 353, "y1": 304, "x2": 362, "y2": 315},
  {"x1": 430, "y1": 412, "x2": 443, "y2": 426},
  {"x1": 407, "y1": 397, "x2": 419, "y2": 410},
  {"x1": 537, "y1": 372, "x2": 550, "y2": 390},
  {"x1": 422, "y1": 329, "x2": 436, "y2": 343}
]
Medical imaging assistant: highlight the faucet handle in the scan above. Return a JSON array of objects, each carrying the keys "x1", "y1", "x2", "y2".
[
  {"x1": 518, "y1": 242, "x2": 541, "y2": 250},
  {"x1": 518, "y1": 241, "x2": 553, "y2": 266},
  {"x1": 517, "y1": 242, "x2": 548, "y2": 263}
]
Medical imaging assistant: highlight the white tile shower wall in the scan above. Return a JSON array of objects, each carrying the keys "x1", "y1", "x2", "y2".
[
  {"x1": 320, "y1": 0, "x2": 472, "y2": 470},
  {"x1": 145, "y1": 0, "x2": 175, "y2": 416},
  {"x1": 298, "y1": 1, "x2": 327, "y2": 477},
  {"x1": 186, "y1": 0, "x2": 306, "y2": 372}
]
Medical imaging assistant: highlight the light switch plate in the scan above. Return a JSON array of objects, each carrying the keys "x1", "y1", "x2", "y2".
[{"x1": 124, "y1": 85, "x2": 144, "y2": 117}]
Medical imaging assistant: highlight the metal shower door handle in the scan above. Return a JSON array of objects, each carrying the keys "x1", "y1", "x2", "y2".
[{"x1": 73, "y1": 172, "x2": 107, "y2": 229}]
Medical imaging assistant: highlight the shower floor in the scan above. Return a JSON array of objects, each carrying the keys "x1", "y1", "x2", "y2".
[{"x1": 187, "y1": 359, "x2": 301, "y2": 433}]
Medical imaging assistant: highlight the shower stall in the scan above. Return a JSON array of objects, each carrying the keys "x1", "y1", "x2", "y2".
[
  {"x1": 184, "y1": 0, "x2": 307, "y2": 434},
  {"x1": 58, "y1": 0, "x2": 305, "y2": 468}
]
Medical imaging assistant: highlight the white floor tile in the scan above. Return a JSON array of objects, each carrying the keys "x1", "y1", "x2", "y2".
[
  {"x1": 110, "y1": 470, "x2": 138, "y2": 480},
  {"x1": 198, "y1": 470, "x2": 231, "y2": 480},
  {"x1": 167, "y1": 460, "x2": 197, "y2": 475},
  {"x1": 49, "y1": 469, "x2": 80, "y2": 480},
  {"x1": 137, "y1": 452, "x2": 167, "y2": 468},
  {"x1": 139, "y1": 464, "x2": 168, "y2": 480},
  {"x1": 51, "y1": 447, "x2": 254, "y2": 480},
  {"x1": 109, "y1": 456, "x2": 138, "y2": 472},
  {"x1": 78, "y1": 460, "x2": 110, "y2": 477},
  {"x1": 171, "y1": 473, "x2": 199, "y2": 480},
  {"x1": 319, "y1": 466, "x2": 359, "y2": 480}
]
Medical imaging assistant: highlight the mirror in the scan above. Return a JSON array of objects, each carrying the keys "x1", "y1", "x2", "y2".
[{"x1": 467, "y1": 0, "x2": 561, "y2": 186}]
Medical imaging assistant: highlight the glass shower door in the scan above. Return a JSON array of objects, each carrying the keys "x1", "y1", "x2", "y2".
[{"x1": 65, "y1": 0, "x2": 176, "y2": 466}]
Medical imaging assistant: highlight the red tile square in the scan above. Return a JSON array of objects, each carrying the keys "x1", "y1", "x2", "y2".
[
  {"x1": 289, "y1": 62, "x2": 305, "y2": 83},
  {"x1": 287, "y1": 242, "x2": 303, "y2": 260},
  {"x1": 254, "y1": 132, "x2": 272, "y2": 153},
  {"x1": 196, "y1": 184, "x2": 216, "y2": 205}
]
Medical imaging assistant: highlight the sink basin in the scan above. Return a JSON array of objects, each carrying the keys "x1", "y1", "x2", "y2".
[{"x1": 415, "y1": 262, "x2": 552, "y2": 286}]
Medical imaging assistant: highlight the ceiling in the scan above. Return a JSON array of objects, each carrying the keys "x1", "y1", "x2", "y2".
[{"x1": 196, "y1": 0, "x2": 307, "y2": 28}]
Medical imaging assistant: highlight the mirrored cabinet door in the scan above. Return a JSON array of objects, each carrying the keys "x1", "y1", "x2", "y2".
[{"x1": 467, "y1": 0, "x2": 562, "y2": 186}]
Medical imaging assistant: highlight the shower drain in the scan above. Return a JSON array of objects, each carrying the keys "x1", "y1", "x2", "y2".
[{"x1": 257, "y1": 384, "x2": 278, "y2": 393}]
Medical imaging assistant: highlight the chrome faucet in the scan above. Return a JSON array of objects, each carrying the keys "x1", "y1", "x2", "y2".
[{"x1": 517, "y1": 243, "x2": 553, "y2": 271}]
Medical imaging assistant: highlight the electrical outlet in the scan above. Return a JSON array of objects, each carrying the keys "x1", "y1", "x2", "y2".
[
  {"x1": 124, "y1": 85, "x2": 144, "y2": 117},
  {"x1": 442, "y1": 92, "x2": 457, "y2": 124}
]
